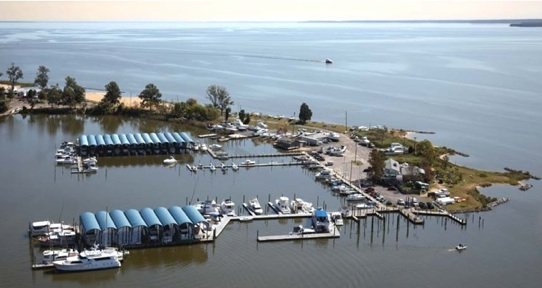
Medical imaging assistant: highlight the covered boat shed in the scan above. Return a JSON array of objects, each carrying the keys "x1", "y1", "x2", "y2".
[
  {"x1": 140, "y1": 207, "x2": 162, "y2": 242},
  {"x1": 155, "y1": 207, "x2": 177, "y2": 243},
  {"x1": 125, "y1": 208, "x2": 147, "y2": 245},
  {"x1": 80, "y1": 211, "x2": 101, "y2": 246},
  {"x1": 169, "y1": 206, "x2": 194, "y2": 240},
  {"x1": 110, "y1": 209, "x2": 132, "y2": 246},
  {"x1": 95, "y1": 210, "x2": 117, "y2": 246}
]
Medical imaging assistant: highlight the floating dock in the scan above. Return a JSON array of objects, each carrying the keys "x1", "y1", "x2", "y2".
[{"x1": 257, "y1": 226, "x2": 340, "y2": 242}]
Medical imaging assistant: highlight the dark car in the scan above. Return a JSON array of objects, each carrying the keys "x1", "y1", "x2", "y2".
[
  {"x1": 426, "y1": 202, "x2": 434, "y2": 209},
  {"x1": 419, "y1": 202, "x2": 427, "y2": 209},
  {"x1": 365, "y1": 187, "x2": 375, "y2": 193},
  {"x1": 387, "y1": 186, "x2": 397, "y2": 191}
]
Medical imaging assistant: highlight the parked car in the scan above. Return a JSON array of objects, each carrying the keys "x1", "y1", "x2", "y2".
[
  {"x1": 426, "y1": 202, "x2": 434, "y2": 209},
  {"x1": 397, "y1": 199, "x2": 405, "y2": 206},
  {"x1": 419, "y1": 202, "x2": 427, "y2": 209}
]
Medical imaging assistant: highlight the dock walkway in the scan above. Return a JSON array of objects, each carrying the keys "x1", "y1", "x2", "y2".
[{"x1": 257, "y1": 225, "x2": 340, "y2": 242}]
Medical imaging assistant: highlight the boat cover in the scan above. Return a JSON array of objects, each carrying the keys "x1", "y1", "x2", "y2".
[
  {"x1": 140, "y1": 207, "x2": 162, "y2": 227},
  {"x1": 95, "y1": 210, "x2": 117, "y2": 230},
  {"x1": 125, "y1": 209, "x2": 147, "y2": 227},
  {"x1": 169, "y1": 206, "x2": 193, "y2": 226},
  {"x1": 154, "y1": 207, "x2": 176, "y2": 226},
  {"x1": 80, "y1": 211, "x2": 100, "y2": 233},
  {"x1": 110, "y1": 209, "x2": 132, "y2": 229},
  {"x1": 182, "y1": 206, "x2": 205, "y2": 223}
]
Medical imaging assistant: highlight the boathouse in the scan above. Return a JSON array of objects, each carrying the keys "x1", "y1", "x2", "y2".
[
  {"x1": 76, "y1": 131, "x2": 195, "y2": 156},
  {"x1": 79, "y1": 206, "x2": 206, "y2": 248},
  {"x1": 124, "y1": 209, "x2": 147, "y2": 245}
]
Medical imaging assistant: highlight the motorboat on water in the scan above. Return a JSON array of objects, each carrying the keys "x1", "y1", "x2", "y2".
[
  {"x1": 53, "y1": 247, "x2": 122, "y2": 272},
  {"x1": 29, "y1": 221, "x2": 74, "y2": 237},
  {"x1": 163, "y1": 156, "x2": 177, "y2": 165},
  {"x1": 56, "y1": 155, "x2": 76, "y2": 165},
  {"x1": 274, "y1": 196, "x2": 291, "y2": 214},
  {"x1": 200, "y1": 143, "x2": 208, "y2": 152},
  {"x1": 231, "y1": 162, "x2": 239, "y2": 171},
  {"x1": 220, "y1": 162, "x2": 227, "y2": 172},
  {"x1": 209, "y1": 163, "x2": 216, "y2": 172},
  {"x1": 456, "y1": 244, "x2": 468, "y2": 251},
  {"x1": 209, "y1": 144, "x2": 222, "y2": 151},
  {"x1": 238, "y1": 216, "x2": 253, "y2": 222},
  {"x1": 312, "y1": 209, "x2": 332, "y2": 233},
  {"x1": 325, "y1": 58, "x2": 333, "y2": 64},
  {"x1": 290, "y1": 198, "x2": 314, "y2": 214},
  {"x1": 248, "y1": 198, "x2": 264, "y2": 215},
  {"x1": 220, "y1": 199, "x2": 236, "y2": 216},
  {"x1": 37, "y1": 230, "x2": 77, "y2": 247},
  {"x1": 330, "y1": 212, "x2": 344, "y2": 226},
  {"x1": 242, "y1": 159, "x2": 256, "y2": 166},
  {"x1": 41, "y1": 248, "x2": 79, "y2": 265},
  {"x1": 201, "y1": 200, "x2": 220, "y2": 216},
  {"x1": 82, "y1": 157, "x2": 98, "y2": 165},
  {"x1": 346, "y1": 193, "x2": 365, "y2": 202}
]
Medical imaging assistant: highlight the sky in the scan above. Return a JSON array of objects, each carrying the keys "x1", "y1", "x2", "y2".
[{"x1": 0, "y1": 0, "x2": 541, "y2": 21}]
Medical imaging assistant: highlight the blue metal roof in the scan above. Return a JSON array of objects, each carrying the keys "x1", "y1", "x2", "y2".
[
  {"x1": 164, "y1": 132, "x2": 176, "y2": 143},
  {"x1": 110, "y1": 209, "x2": 132, "y2": 229},
  {"x1": 172, "y1": 133, "x2": 185, "y2": 145},
  {"x1": 127, "y1": 134, "x2": 138, "y2": 145},
  {"x1": 111, "y1": 134, "x2": 122, "y2": 145},
  {"x1": 140, "y1": 207, "x2": 162, "y2": 227},
  {"x1": 95, "y1": 210, "x2": 117, "y2": 230},
  {"x1": 169, "y1": 206, "x2": 193, "y2": 226},
  {"x1": 88, "y1": 135, "x2": 97, "y2": 147},
  {"x1": 157, "y1": 133, "x2": 168, "y2": 144},
  {"x1": 142, "y1": 133, "x2": 153, "y2": 144},
  {"x1": 150, "y1": 133, "x2": 161, "y2": 144},
  {"x1": 104, "y1": 134, "x2": 114, "y2": 146},
  {"x1": 80, "y1": 212, "x2": 101, "y2": 233},
  {"x1": 119, "y1": 134, "x2": 130, "y2": 145},
  {"x1": 180, "y1": 132, "x2": 194, "y2": 144},
  {"x1": 125, "y1": 209, "x2": 147, "y2": 227},
  {"x1": 154, "y1": 207, "x2": 176, "y2": 226},
  {"x1": 134, "y1": 133, "x2": 145, "y2": 145},
  {"x1": 182, "y1": 206, "x2": 206, "y2": 223},
  {"x1": 96, "y1": 134, "x2": 106, "y2": 146},
  {"x1": 80, "y1": 135, "x2": 89, "y2": 147}
]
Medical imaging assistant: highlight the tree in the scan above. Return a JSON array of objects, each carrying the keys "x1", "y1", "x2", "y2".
[
  {"x1": 6, "y1": 63, "x2": 23, "y2": 96},
  {"x1": 34, "y1": 65, "x2": 49, "y2": 89},
  {"x1": 206, "y1": 85, "x2": 233, "y2": 116},
  {"x1": 368, "y1": 149, "x2": 386, "y2": 182},
  {"x1": 243, "y1": 113, "x2": 251, "y2": 125},
  {"x1": 239, "y1": 109, "x2": 246, "y2": 122},
  {"x1": 225, "y1": 107, "x2": 231, "y2": 122},
  {"x1": 138, "y1": 83, "x2": 162, "y2": 110},
  {"x1": 47, "y1": 84, "x2": 62, "y2": 107},
  {"x1": 61, "y1": 76, "x2": 85, "y2": 107},
  {"x1": 101, "y1": 81, "x2": 122, "y2": 107},
  {"x1": 298, "y1": 102, "x2": 312, "y2": 124}
]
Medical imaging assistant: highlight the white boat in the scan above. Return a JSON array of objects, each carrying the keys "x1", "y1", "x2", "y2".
[
  {"x1": 220, "y1": 162, "x2": 227, "y2": 172},
  {"x1": 163, "y1": 156, "x2": 177, "y2": 165},
  {"x1": 200, "y1": 143, "x2": 208, "y2": 152},
  {"x1": 456, "y1": 244, "x2": 468, "y2": 251},
  {"x1": 231, "y1": 162, "x2": 239, "y2": 171},
  {"x1": 238, "y1": 216, "x2": 253, "y2": 222},
  {"x1": 193, "y1": 144, "x2": 200, "y2": 151},
  {"x1": 29, "y1": 220, "x2": 51, "y2": 236},
  {"x1": 202, "y1": 200, "x2": 220, "y2": 216},
  {"x1": 312, "y1": 209, "x2": 332, "y2": 233},
  {"x1": 325, "y1": 58, "x2": 333, "y2": 64},
  {"x1": 209, "y1": 144, "x2": 222, "y2": 150},
  {"x1": 56, "y1": 155, "x2": 76, "y2": 165},
  {"x1": 209, "y1": 163, "x2": 216, "y2": 172},
  {"x1": 315, "y1": 169, "x2": 333, "y2": 180},
  {"x1": 37, "y1": 230, "x2": 77, "y2": 247},
  {"x1": 330, "y1": 212, "x2": 344, "y2": 226},
  {"x1": 248, "y1": 198, "x2": 264, "y2": 215},
  {"x1": 29, "y1": 221, "x2": 74, "y2": 237},
  {"x1": 290, "y1": 198, "x2": 314, "y2": 214},
  {"x1": 41, "y1": 249, "x2": 79, "y2": 265},
  {"x1": 220, "y1": 199, "x2": 236, "y2": 216},
  {"x1": 274, "y1": 197, "x2": 291, "y2": 214},
  {"x1": 327, "y1": 132, "x2": 340, "y2": 142},
  {"x1": 53, "y1": 247, "x2": 121, "y2": 272},
  {"x1": 346, "y1": 193, "x2": 365, "y2": 202},
  {"x1": 242, "y1": 159, "x2": 256, "y2": 166},
  {"x1": 82, "y1": 157, "x2": 98, "y2": 165}
]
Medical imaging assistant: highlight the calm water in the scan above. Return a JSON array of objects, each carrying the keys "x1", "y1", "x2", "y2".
[
  {"x1": 0, "y1": 115, "x2": 541, "y2": 288},
  {"x1": 0, "y1": 22, "x2": 541, "y2": 174},
  {"x1": 1, "y1": 22, "x2": 541, "y2": 287}
]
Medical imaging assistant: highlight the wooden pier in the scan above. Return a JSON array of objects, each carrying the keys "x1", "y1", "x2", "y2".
[{"x1": 414, "y1": 210, "x2": 467, "y2": 225}]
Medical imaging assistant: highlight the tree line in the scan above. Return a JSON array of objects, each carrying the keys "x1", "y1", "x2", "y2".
[{"x1": 1, "y1": 63, "x2": 314, "y2": 125}]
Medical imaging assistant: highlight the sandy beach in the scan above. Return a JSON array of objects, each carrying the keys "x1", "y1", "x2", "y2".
[{"x1": 85, "y1": 90, "x2": 141, "y2": 107}]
